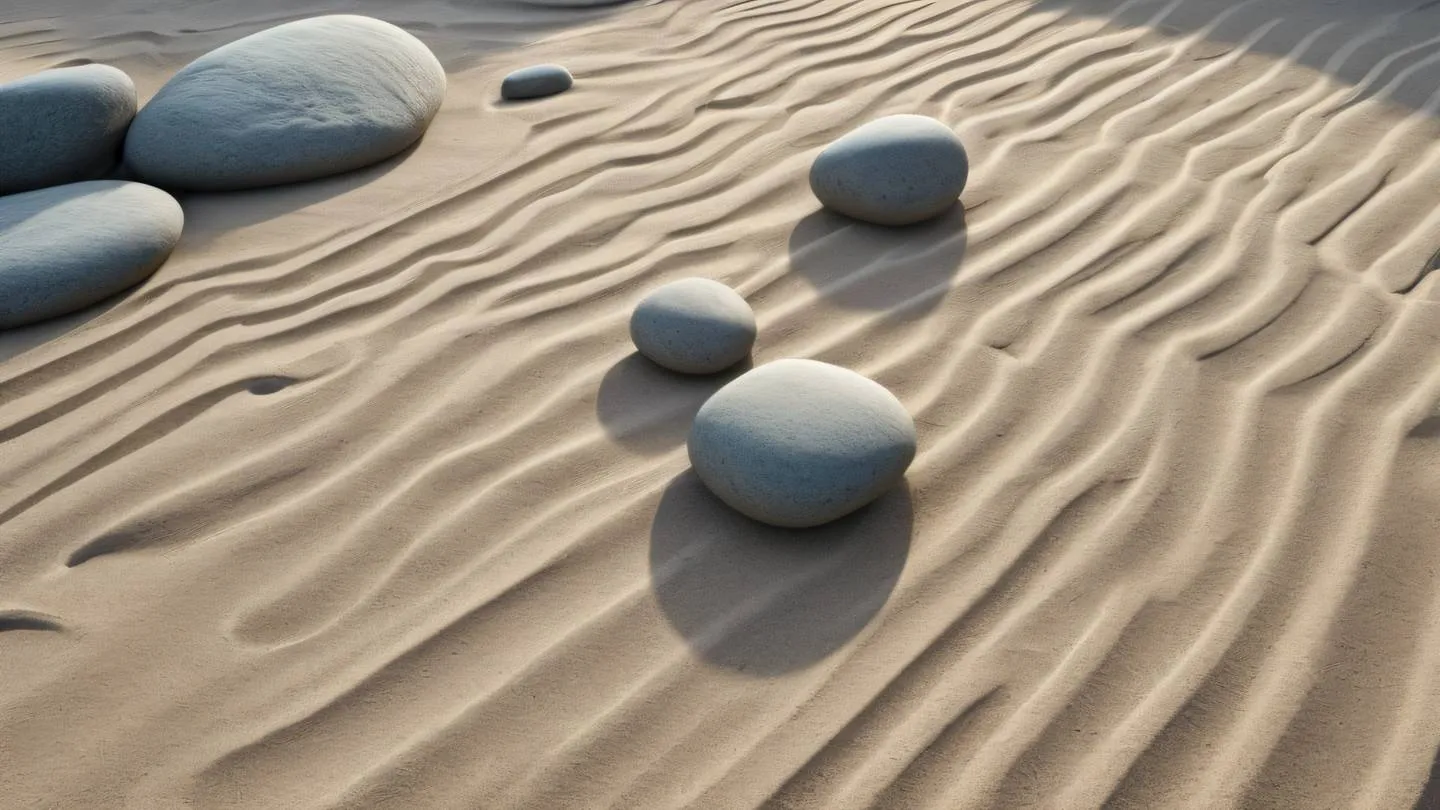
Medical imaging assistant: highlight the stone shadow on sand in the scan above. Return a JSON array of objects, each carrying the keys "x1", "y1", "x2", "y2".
[
  {"x1": 166, "y1": 139, "x2": 422, "y2": 243},
  {"x1": 595, "y1": 352, "x2": 752, "y2": 455},
  {"x1": 787, "y1": 205, "x2": 967, "y2": 319},
  {"x1": 1413, "y1": 746, "x2": 1440, "y2": 810},
  {"x1": 649, "y1": 471, "x2": 912, "y2": 676}
]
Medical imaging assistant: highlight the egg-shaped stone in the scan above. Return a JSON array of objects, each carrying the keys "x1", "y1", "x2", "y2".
[
  {"x1": 0, "y1": 181, "x2": 183, "y2": 329},
  {"x1": 124, "y1": 15, "x2": 446, "y2": 191},
  {"x1": 809, "y1": 114, "x2": 968, "y2": 226},
  {"x1": 630, "y1": 278, "x2": 757, "y2": 375},
  {"x1": 688, "y1": 358, "x2": 916, "y2": 528},
  {"x1": 0, "y1": 65, "x2": 136, "y2": 196}
]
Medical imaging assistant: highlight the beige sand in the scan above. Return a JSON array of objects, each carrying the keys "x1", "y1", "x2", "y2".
[{"x1": 5, "y1": 0, "x2": 1440, "y2": 807}]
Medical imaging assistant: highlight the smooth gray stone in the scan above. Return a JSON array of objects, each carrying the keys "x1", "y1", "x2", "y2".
[
  {"x1": 124, "y1": 15, "x2": 446, "y2": 191},
  {"x1": 688, "y1": 359, "x2": 916, "y2": 528},
  {"x1": 630, "y1": 278, "x2": 756, "y2": 375},
  {"x1": 809, "y1": 114, "x2": 968, "y2": 226},
  {"x1": 0, "y1": 65, "x2": 136, "y2": 196},
  {"x1": 501, "y1": 64, "x2": 573, "y2": 100},
  {"x1": 0, "y1": 181, "x2": 183, "y2": 329}
]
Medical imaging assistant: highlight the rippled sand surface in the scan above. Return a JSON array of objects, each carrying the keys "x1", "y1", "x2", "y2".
[{"x1": 5, "y1": 0, "x2": 1440, "y2": 807}]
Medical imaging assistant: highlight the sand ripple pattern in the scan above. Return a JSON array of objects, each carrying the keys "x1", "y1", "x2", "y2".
[{"x1": 4, "y1": 0, "x2": 1440, "y2": 807}]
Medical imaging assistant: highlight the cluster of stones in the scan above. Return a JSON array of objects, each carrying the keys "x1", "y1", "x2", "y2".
[
  {"x1": 6, "y1": 10, "x2": 961, "y2": 536},
  {"x1": 0, "y1": 14, "x2": 447, "y2": 329},
  {"x1": 630, "y1": 112, "x2": 966, "y2": 528},
  {"x1": 629, "y1": 279, "x2": 918, "y2": 529}
]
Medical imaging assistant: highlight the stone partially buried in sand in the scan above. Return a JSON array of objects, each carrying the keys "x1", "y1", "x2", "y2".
[
  {"x1": 630, "y1": 278, "x2": 757, "y2": 375},
  {"x1": 809, "y1": 114, "x2": 968, "y2": 226},
  {"x1": 0, "y1": 64, "x2": 137, "y2": 196},
  {"x1": 501, "y1": 65, "x2": 573, "y2": 100},
  {"x1": 0, "y1": 181, "x2": 183, "y2": 329},
  {"x1": 124, "y1": 15, "x2": 446, "y2": 191},
  {"x1": 688, "y1": 358, "x2": 916, "y2": 528}
]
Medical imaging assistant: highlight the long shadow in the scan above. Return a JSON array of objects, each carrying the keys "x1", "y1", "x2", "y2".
[
  {"x1": 595, "y1": 353, "x2": 752, "y2": 455},
  {"x1": 649, "y1": 472, "x2": 912, "y2": 676},
  {"x1": 0, "y1": 294, "x2": 126, "y2": 365},
  {"x1": 168, "y1": 140, "x2": 422, "y2": 245},
  {"x1": 1414, "y1": 745, "x2": 1440, "y2": 810},
  {"x1": 1032, "y1": 0, "x2": 1440, "y2": 114},
  {"x1": 787, "y1": 205, "x2": 967, "y2": 318}
]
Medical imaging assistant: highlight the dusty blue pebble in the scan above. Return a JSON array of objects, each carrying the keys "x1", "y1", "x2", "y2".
[
  {"x1": 630, "y1": 278, "x2": 756, "y2": 374},
  {"x1": 501, "y1": 64, "x2": 573, "y2": 100},
  {"x1": 809, "y1": 114, "x2": 969, "y2": 226},
  {"x1": 0, "y1": 181, "x2": 183, "y2": 329},
  {"x1": 688, "y1": 359, "x2": 917, "y2": 528},
  {"x1": 0, "y1": 64, "x2": 136, "y2": 196},
  {"x1": 124, "y1": 15, "x2": 446, "y2": 191}
]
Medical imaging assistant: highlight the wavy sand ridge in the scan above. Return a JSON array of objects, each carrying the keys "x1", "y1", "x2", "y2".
[{"x1": 4, "y1": 0, "x2": 1440, "y2": 807}]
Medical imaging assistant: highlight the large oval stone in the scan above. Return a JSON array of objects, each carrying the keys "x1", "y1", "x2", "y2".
[
  {"x1": 630, "y1": 278, "x2": 756, "y2": 375},
  {"x1": 688, "y1": 359, "x2": 916, "y2": 528},
  {"x1": 0, "y1": 65, "x2": 136, "y2": 196},
  {"x1": 0, "y1": 181, "x2": 183, "y2": 329},
  {"x1": 124, "y1": 15, "x2": 446, "y2": 191},
  {"x1": 809, "y1": 114, "x2": 968, "y2": 226}
]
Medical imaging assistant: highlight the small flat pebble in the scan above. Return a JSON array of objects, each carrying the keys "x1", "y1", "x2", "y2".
[{"x1": 501, "y1": 64, "x2": 573, "y2": 100}]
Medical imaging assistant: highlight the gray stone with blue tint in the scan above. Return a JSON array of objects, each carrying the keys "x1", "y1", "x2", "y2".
[
  {"x1": 501, "y1": 64, "x2": 573, "y2": 100},
  {"x1": 0, "y1": 181, "x2": 183, "y2": 329},
  {"x1": 124, "y1": 15, "x2": 446, "y2": 191},
  {"x1": 688, "y1": 358, "x2": 916, "y2": 528},
  {"x1": 809, "y1": 114, "x2": 968, "y2": 226},
  {"x1": 630, "y1": 278, "x2": 756, "y2": 374},
  {"x1": 0, "y1": 65, "x2": 137, "y2": 196}
]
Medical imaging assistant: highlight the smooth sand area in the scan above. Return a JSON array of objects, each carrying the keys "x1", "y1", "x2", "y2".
[{"x1": 4, "y1": 0, "x2": 1440, "y2": 807}]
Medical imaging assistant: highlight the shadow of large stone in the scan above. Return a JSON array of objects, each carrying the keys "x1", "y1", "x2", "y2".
[
  {"x1": 595, "y1": 353, "x2": 751, "y2": 455},
  {"x1": 787, "y1": 205, "x2": 967, "y2": 318},
  {"x1": 649, "y1": 471, "x2": 912, "y2": 675}
]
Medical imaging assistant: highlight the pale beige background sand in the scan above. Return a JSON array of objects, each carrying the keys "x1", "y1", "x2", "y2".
[{"x1": 4, "y1": 0, "x2": 1440, "y2": 807}]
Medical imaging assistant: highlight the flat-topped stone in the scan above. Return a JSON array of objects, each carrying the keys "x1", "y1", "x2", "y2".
[
  {"x1": 501, "y1": 64, "x2": 573, "y2": 100},
  {"x1": 688, "y1": 359, "x2": 916, "y2": 528},
  {"x1": 0, "y1": 64, "x2": 136, "y2": 196},
  {"x1": 124, "y1": 15, "x2": 446, "y2": 191},
  {"x1": 0, "y1": 181, "x2": 183, "y2": 329},
  {"x1": 809, "y1": 114, "x2": 968, "y2": 226}
]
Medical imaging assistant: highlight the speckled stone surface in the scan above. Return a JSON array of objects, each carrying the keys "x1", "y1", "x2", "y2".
[
  {"x1": 0, "y1": 181, "x2": 183, "y2": 329},
  {"x1": 0, "y1": 64, "x2": 136, "y2": 196},
  {"x1": 688, "y1": 358, "x2": 916, "y2": 528},
  {"x1": 809, "y1": 114, "x2": 968, "y2": 226},
  {"x1": 630, "y1": 278, "x2": 757, "y2": 375},
  {"x1": 501, "y1": 64, "x2": 573, "y2": 100},
  {"x1": 124, "y1": 15, "x2": 446, "y2": 191}
]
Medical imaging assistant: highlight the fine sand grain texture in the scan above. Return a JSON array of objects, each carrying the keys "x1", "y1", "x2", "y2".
[{"x1": 5, "y1": 0, "x2": 1440, "y2": 808}]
